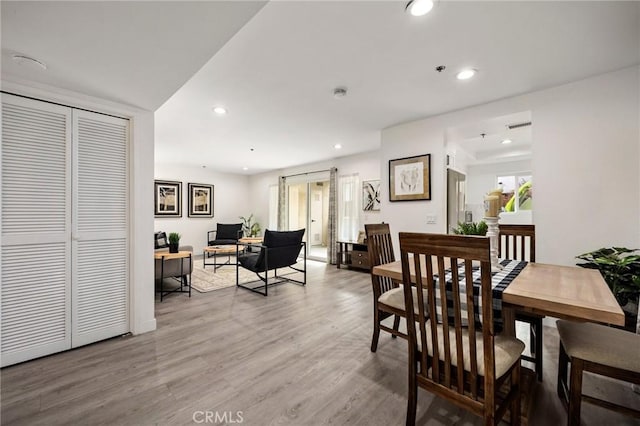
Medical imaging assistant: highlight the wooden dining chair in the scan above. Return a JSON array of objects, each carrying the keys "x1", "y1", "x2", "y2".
[
  {"x1": 399, "y1": 232, "x2": 524, "y2": 426},
  {"x1": 556, "y1": 320, "x2": 640, "y2": 425},
  {"x1": 498, "y1": 224, "x2": 543, "y2": 381},
  {"x1": 365, "y1": 223, "x2": 403, "y2": 351},
  {"x1": 366, "y1": 223, "x2": 428, "y2": 352}
]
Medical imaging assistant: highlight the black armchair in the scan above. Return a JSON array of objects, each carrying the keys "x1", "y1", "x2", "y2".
[
  {"x1": 207, "y1": 223, "x2": 243, "y2": 246},
  {"x1": 236, "y1": 229, "x2": 306, "y2": 296}
]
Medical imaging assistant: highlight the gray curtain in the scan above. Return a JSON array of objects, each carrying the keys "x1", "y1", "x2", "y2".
[
  {"x1": 327, "y1": 167, "x2": 338, "y2": 264},
  {"x1": 277, "y1": 176, "x2": 286, "y2": 231}
]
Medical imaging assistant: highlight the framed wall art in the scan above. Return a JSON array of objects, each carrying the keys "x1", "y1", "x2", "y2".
[
  {"x1": 188, "y1": 183, "x2": 214, "y2": 217},
  {"x1": 389, "y1": 154, "x2": 431, "y2": 201},
  {"x1": 154, "y1": 180, "x2": 182, "y2": 217},
  {"x1": 362, "y1": 180, "x2": 381, "y2": 211}
]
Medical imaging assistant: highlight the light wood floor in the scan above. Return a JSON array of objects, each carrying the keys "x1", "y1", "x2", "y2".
[{"x1": 2, "y1": 262, "x2": 639, "y2": 425}]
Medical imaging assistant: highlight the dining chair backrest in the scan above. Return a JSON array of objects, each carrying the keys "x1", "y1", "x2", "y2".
[
  {"x1": 365, "y1": 223, "x2": 397, "y2": 298},
  {"x1": 399, "y1": 232, "x2": 495, "y2": 398},
  {"x1": 498, "y1": 224, "x2": 535, "y2": 262}
]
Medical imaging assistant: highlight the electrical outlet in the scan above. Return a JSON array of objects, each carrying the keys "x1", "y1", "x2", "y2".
[{"x1": 426, "y1": 215, "x2": 437, "y2": 224}]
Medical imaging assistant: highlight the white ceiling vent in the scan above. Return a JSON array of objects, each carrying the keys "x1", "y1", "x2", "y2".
[{"x1": 507, "y1": 121, "x2": 532, "y2": 130}]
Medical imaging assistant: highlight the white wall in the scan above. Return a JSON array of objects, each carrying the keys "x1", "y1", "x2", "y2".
[
  {"x1": 529, "y1": 66, "x2": 639, "y2": 265},
  {"x1": 153, "y1": 164, "x2": 250, "y2": 252},
  {"x1": 381, "y1": 66, "x2": 639, "y2": 265},
  {"x1": 380, "y1": 122, "x2": 447, "y2": 240},
  {"x1": 2, "y1": 79, "x2": 157, "y2": 335}
]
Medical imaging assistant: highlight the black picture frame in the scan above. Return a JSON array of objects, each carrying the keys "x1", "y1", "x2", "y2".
[
  {"x1": 188, "y1": 183, "x2": 214, "y2": 217},
  {"x1": 154, "y1": 180, "x2": 182, "y2": 217},
  {"x1": 389, "y1": 154, "x2": 431, "y2": 201}
]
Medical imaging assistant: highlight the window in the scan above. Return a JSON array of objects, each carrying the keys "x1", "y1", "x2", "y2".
[{"x1": 498, "y1": 174, "x2": 532, "y2": 212}]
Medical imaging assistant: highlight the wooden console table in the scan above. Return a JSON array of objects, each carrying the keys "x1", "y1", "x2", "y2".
[{"x1": 337, "y1": 241, "x2": 370, "y2": 271}]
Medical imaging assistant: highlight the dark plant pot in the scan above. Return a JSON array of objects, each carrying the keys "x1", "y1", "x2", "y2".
[
  {"x1": 622, "y1": 299, "x2": 639, "y2": 332},
  {"x1": 169, "y1": 243, "x2": 179, "y2": 253}
]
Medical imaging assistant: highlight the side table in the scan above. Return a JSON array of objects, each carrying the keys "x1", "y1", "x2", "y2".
[
  {"x1": 203, "y1": 245, "x2": 238, "y2": 272},
  {"x1": 154, "y1": 250, "x2": 192, "y2": 301}
]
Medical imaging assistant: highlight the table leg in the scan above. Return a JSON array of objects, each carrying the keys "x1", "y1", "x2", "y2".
[
  {"x1": 188, "y1": 253, "x2": 192, "y2": 298},
  {"x1": 503, "y1": 304, "x2": 516, "y2": 337},
  {"x1": 160, "y1": 255, "x2": 165, "y2": 302}
]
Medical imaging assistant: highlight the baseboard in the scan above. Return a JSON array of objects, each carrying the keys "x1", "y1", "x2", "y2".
[{"x1": 131, "y1": 318, "x2": 157, "y2": 335}]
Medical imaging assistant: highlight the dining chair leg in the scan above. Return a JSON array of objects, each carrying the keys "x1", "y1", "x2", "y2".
[
  {"x1": 406, "y1": 354, "x2": 418, "y2": 426},
  {"x1": 529, "y1": 325, "x2": 536, "y2": 355},
  {"x1": 392, "y1": 315, "x2": 401, "y2": 338},
  {"x1": 534, "y1": 317, "x2": 543, "y2": 381},
  {"x1": 371, "y1": 309, "x2": 381, "y2": 352},
  {"x1": 557, "y1": 343, "x2": 569, "y2": 404},
  {"x1": 568, "y1": 358, "x2": 584, "y2": 426},
  {"x1": 510, "y1": 364, "x2": 521, "y2": 426}
]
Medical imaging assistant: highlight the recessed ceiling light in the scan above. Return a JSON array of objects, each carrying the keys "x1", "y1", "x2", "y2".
[
  {"x1": 406, "y1": 0, "x2": 434, "y2": 16},
  {"x1": 212, "y1": 106, "x2": 227, "y2": 115},
  {"x1": 501, "y1": 139, "x2": 513, "y2": 144},
  {"x1": 12, "y1": 54, "x2": 47, "y2": 70},
  {"x1": 334, "y1": 144, "x2": 342, "y2": 149},
  {"x1": 242, "y1": 166, "x2": 249, "y2": 171},
  {"x1": 456, "y1": 69, "x2": 477, "y2": 80}
]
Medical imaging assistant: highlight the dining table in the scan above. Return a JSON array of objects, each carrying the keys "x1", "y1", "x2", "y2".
[
  {"x1": 371, "y1": 259, "x2": 625, "y2": 337},
  {"x1": 372, "y1": 257, "x2": 625, "y2": 423}
]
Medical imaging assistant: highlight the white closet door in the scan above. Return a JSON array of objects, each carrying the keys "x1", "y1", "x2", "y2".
[
  {"x1": 71, "y1": 110, "x2": 129, "y2": 347},
  {"x1": 1, "y1": 94, "x2": 72, "y2": 367}
]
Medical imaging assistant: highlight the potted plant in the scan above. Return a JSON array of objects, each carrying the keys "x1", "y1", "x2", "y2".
[
  {"x1": 168, "y1": 232, "x2": 181, "y2": 253},
  {"x1": 452, "y1": 221, "x2": 488, "y2": 236},
  {"x1": 576, "y1": 247, "x2": 640, "y2": 331},
  {"x1": 240, "y1": 214, "x2": 261, "y2": 237}
]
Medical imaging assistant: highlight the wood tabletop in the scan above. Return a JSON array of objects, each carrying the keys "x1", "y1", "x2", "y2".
[
  {"x1": 372, "y1": 260, "x2": 624, "y2": 326},
  {"x1": 502, "y1": 262, "x2": 624, "y2": 326},
  {"x1": 203, "y1": 245, "x2": 237, "y2": 254},
  {"x1": 238, "y1": 237, "x2": 262, "y2": 244},
  {"x1": 154, "y1": 250, "x2": 192, "y2": 260}
]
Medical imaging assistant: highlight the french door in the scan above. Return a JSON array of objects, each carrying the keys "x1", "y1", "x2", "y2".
[
  {"x1": 286, "y1": 179, "x2": 329, "y2": 261},
  {"x1": 1, "y1": 94, "x2": 129, "y2": 366}
]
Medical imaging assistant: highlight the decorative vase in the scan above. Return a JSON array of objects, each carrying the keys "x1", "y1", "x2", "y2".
[
  {"x1": 169, "y1": 243, "x2": 179, "y2": 253},
  {"x1": 483, "y1": 216, "x2": 503, "y2": 273}
]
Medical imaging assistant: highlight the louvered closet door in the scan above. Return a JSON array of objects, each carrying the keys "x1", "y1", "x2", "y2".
[
  {"x1": 71, "y1": 110, "x2": 129, "y2": 347},
  {"x1": 1, "y1": 94, "x2": 72, "y2": 367}
]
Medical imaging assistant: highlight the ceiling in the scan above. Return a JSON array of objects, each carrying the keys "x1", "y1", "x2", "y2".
[
  {"x1": 2, "y1": 2, "x2": 639, "y2": 175},
  {"x1": 446, "y1": 111, "x2": 532, "y2": 165},
  {"x1": 1, "y1": 1, "x2": 267, "y2": 110}
]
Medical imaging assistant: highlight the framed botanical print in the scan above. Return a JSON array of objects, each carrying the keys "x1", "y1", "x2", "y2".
[
  {"x1": 154, "y1": 180, "x2": 182, "y2": 217},
  {"x1": 362, "y1": 180, "x2": 381, "y2": 211},
  {"x1": 389, "y1": 154, "x2": 431, "y2": 201},
  {"x1": 188, "y1": 183, "x2": 214, "y2": 217}
]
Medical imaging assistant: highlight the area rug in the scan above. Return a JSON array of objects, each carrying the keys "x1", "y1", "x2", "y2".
[{"x1": 190, "y1": 258, "x2": 277, "y2": 293}]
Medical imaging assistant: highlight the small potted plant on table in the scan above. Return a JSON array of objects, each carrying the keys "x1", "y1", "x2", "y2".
[
  {"x1": 451, "y1": 221, "x2": 488, "y2": 236},
  {"x1": 168, "y1": 232, "x2": 181, "y2": 253}
]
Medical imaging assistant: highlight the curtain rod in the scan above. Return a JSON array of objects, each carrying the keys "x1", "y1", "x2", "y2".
[{"x1": 282, "y1": 168, "x2": 334, "y2": 179}]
